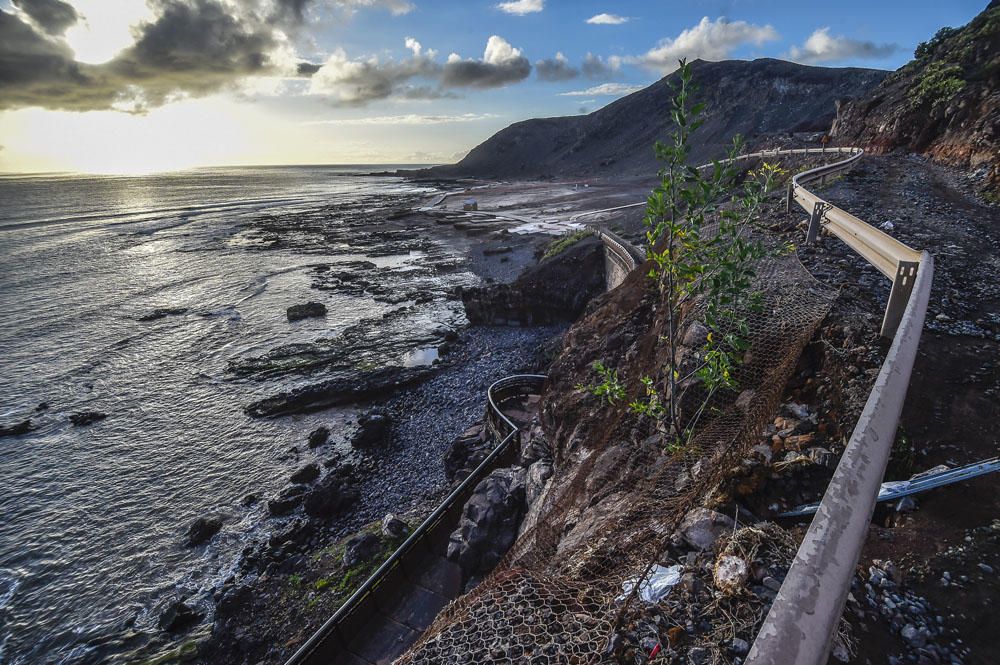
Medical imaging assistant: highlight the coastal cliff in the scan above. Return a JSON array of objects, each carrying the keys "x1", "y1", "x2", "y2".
[{"x1": 832, "y1": 1, "x2": 1000, "y2": 193}]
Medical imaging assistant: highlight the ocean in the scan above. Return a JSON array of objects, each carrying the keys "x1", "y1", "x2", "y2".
[{"x1": 0, "y1": 166, "x2": 474, "y2": 663}]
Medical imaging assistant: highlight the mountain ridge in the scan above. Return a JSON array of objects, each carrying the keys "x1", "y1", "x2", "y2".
[{"x1": 411, "y1": 58, "x2": 889, "y2": 181}]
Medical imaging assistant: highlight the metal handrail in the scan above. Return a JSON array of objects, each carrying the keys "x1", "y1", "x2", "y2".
[{"x1": 284, "y1": 374, "x2": 546, "y2": 665}]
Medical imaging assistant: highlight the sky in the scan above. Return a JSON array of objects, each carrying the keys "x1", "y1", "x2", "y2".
[{"x1": 0, "y1": 0, "x2": 988, "y2": 174}]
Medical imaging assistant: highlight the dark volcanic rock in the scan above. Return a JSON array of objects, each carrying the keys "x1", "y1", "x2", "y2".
[
  {"x1": 69, "y1": 411, "x2": 107, "y2": 427},
  {"x1": 307, "y1": 426, "x2": 330, "y2": 448},
  {"x1": 289, "y1": 462, "x2": 320, "y2": 484},
  {"x1": 342, "y1": 532, "x2": 381, "y2": 567},
  {"x1": 267, "y1": 485, "x2": 307, "y2": 516},
  {"x1": 185, "y1": 516, "x2": 223, "y2": 547},
  {"x1": 158, "y1": 598, "x2": 203, "y2": 632},
  {"x1": 138, "y1": 307, "x2": 188, "y2": 322},
  {"x1": 286, "y1": 302, "x2": 327, "y2": 322},
  {"x1": 461, "y1": 235, "x2": 605, "y2": 326},
  {"x1": 447, "y1": 467, "x2": 526, "y2": 579},
  {"x1": 0, "y1": 419, "x2": 32, "y2": 437},
  {"x1": 244, "y1": 365, "x2": 432, "y2": 418},
  {"x1": 351, "y1": 408, "x2": 391, "y2": 448},
  {"x1": 303, "y1": 470, "x2": 358, "y2": 519},
  {"x1": 412, "y1": 58, "x2": 887, "y2": 180},
  {"x1": 444, "y1": 423, "x2": 489, "y2": 483}
]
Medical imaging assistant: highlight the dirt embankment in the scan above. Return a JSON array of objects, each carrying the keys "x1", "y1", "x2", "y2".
[{"x1": 832, "y1": 1, "x2": 1000, "y2": 194}]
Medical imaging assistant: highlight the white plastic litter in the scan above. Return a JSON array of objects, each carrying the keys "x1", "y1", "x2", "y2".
[
  {"x1": 879, "y1": 221, "x2": 895, "y2": 231},
  {"x1": 618, "y1": 564, "x2": 683, "y2": 603}
]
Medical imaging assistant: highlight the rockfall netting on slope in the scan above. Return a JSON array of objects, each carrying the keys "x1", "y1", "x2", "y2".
[{"x1": 397, "y1": 244, "x2": 837, "y2": 664}]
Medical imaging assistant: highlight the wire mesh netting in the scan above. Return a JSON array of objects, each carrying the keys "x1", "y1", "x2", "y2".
[{"x1": 397, "y1": 233, "x2": 837, "y2": 664}]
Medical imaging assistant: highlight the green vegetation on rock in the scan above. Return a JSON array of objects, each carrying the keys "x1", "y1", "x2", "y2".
[
  {"x1": 542, "y1": 228, "x2": 592, "y2": 260},
  {"x1": 910, "y1": 61, "x2": 966, "y2": 108}
]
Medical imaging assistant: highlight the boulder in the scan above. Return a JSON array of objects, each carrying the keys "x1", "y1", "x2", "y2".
[
  {"x1": 303, "y1": 471, "x2": 358, "y2": 519},
  {"x1": 185, "y1": 516, "x2": 223, "y2": 547},
  {"x1": 69, "y1": 411, "x2": 107, "y2": 427},
  {"x1": 158, "y1": 598, "x2": 203, "y2": 632},
  {"x1": 677, "y1": 508, "x2": 736, "y2": 551},
  {"x1": 267, "y1": 485, "x2": 307, "y2": 516},
  {"x1": 307, "y1": 426, "x2": 330, "y2": 448},
  {"x1": 244, "y1": 365, "x2": 431, "y2": 418},
  {"x1": 525, "y1": 460, "x2": 553, "y2": 506},
  {"x1": 286, "y1": 302, "x2": 327, "y2": 322},
  {"x1": 351, "y1": 409, "x2": 391, "y2": 448},
  {"x1": 290, "y1": 462, "x2": 320, "y2": 485},
  {"x1": 682, "y1": 321, "x2": 709, "y2": 347},
  {"x1": 443, "y1": 424, "x2": 489, "y2": 482},
  {"x1": 0, "y1": 419, "x2": 32, "y2": 437},
  {"x1": 343, "y1": 532, "x2": 382, "y2": 567},
  {"x1": 381, "y1": 513, "x2": 409, "y2": 539},
  {"x1": 447, "y1": 467, "x2": 526, "y2": 578}
]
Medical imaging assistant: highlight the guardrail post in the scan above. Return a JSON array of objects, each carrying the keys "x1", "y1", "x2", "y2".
[
  {"x1": 805, "y1": 202, "x2": 828, "y2": 244},
  {"x1": 785, "y1": 182, "x2": 794, "y2": 213},
  {"x1": 880, "y1": 261, "x2": 919, "y2": 338}
]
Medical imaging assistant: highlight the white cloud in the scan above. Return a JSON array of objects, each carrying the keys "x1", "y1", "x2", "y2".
[
  {"x1": 306, "y1": 35, "x2": 531, "y2": 104},
  {"x1": 785, "y1": 28, "x2": 898, "y2": 64},
  {"x1": 335, "y1": 0, "x2": 415, "y2": 15},
  {"x1": 496, "y1": 0, "x2": 543, "y2": 16},
  {"x1": 559, "y1": 82, "x2": 644, "y2": 97},
  {"x1": 586, "y1": 13, "x2": 629, "y2": 25},
  {"x1": 305, "y1": 113, "x2": 498, "y2": 125},
  {"x1": 630, "y1": 16, "x2": 779, "y2": 73},
  {"x1": 441, "y1": 35, "x2": 532, "y2": 88}
]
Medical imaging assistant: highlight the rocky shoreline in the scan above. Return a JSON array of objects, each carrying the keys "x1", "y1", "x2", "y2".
[{"x1": 128, "y1": 186, "x2": 606, "y2": 664}]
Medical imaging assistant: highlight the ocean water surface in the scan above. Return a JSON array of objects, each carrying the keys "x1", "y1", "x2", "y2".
[{"x1": 0, "y1": 165, "x2": 471, "y2": 663}]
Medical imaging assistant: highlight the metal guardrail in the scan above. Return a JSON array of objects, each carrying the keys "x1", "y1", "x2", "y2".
[
  {"x1": 592, "y1": 227, "x2": 642, "y2": 289},
  {"x1": 741, "y1": 149, "x2": 932, "y2": 665},
  {"x1": 284, "y1": 374, "x2": 546, "y2": 665}
]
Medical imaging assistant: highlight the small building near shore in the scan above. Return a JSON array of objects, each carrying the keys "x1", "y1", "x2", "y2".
[{"x1": 462, "y1": 198, "x2": 478, "y2": 211}]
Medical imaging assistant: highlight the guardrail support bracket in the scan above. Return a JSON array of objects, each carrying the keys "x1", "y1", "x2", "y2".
[
  {"x1": 806, "y1": 202, "x2": 829, "y2": 244},
  {"x1": 881, "y1": 261, "x2": 920, "y2": 338}
]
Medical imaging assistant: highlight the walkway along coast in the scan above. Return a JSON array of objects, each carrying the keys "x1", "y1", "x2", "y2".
[{"x1": 286, "y1": 147, "x2": 932, "y2": 665}]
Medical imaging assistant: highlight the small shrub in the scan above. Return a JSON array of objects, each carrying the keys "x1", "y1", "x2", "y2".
[
  {"x1": 910, "y1": 61, "x2": 965, "y2": 108},
  {"x1": 914, "y1": 26, "x2": 958, "y2": 59}
]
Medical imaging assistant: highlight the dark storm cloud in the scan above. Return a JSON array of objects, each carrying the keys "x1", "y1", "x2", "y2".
[
  {"x1": 581, "y1": 53, "x2": 615, "y2": 79},
  {"x1": 0, "y1": 0, "x2": 313, "y2": 113},
  {"x1": 12, "y1": 0, "x2": 78, "y2": 35},
  {"x1": 535, "y1": 54, "x2": 578, "y2": 81},
  {"x1": 440, "y1": 58, "x2": 531, "y2": 88},
  {"x1": 297, "y1": 61, "x2": 322, "y2": 75}
]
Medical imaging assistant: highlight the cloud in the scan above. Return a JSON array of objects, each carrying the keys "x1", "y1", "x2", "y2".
[
  {"x1": 305, "y1": 112, "x2": 497, "y2": 125},
  {"x1": 307, "y1": 34, "x2": 529, "y2": 104},
  {"x1": 0, "y1": 0, "x2": 314, "y2": 113},
  {"x1": 11, "y1": 0, "x2": 78, "y2": 35},
  {"x1": 496, "y1": 0, "x2": 543, "y2": 16},
  {"x1": 586, "y1": 13, "x2": 628, "y2": 25},
  {"x1": 630, "y1": 16, "x2": 779, "y2": 73},
  {"x1": 580, "y1": 52, "x2": 619, "y2": 79},
  {"x1": 535, "y1": 52, "x2": 577, "y2": 81},
  {"x1": 785, "y1": 28, "x2": 898, "y2": 64},
  {"x1": 441, "y1": 35, "x2": 531, "y2": 88},
  {"x1": 559, "y1": 82, "x2": 643, "y2": 97},
  {"x1": 332, "y1": 0, "x2": 415, "y2": 16},
  {"x1": 308, "y1": 47, "x2": 441, "y2": 104}
]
